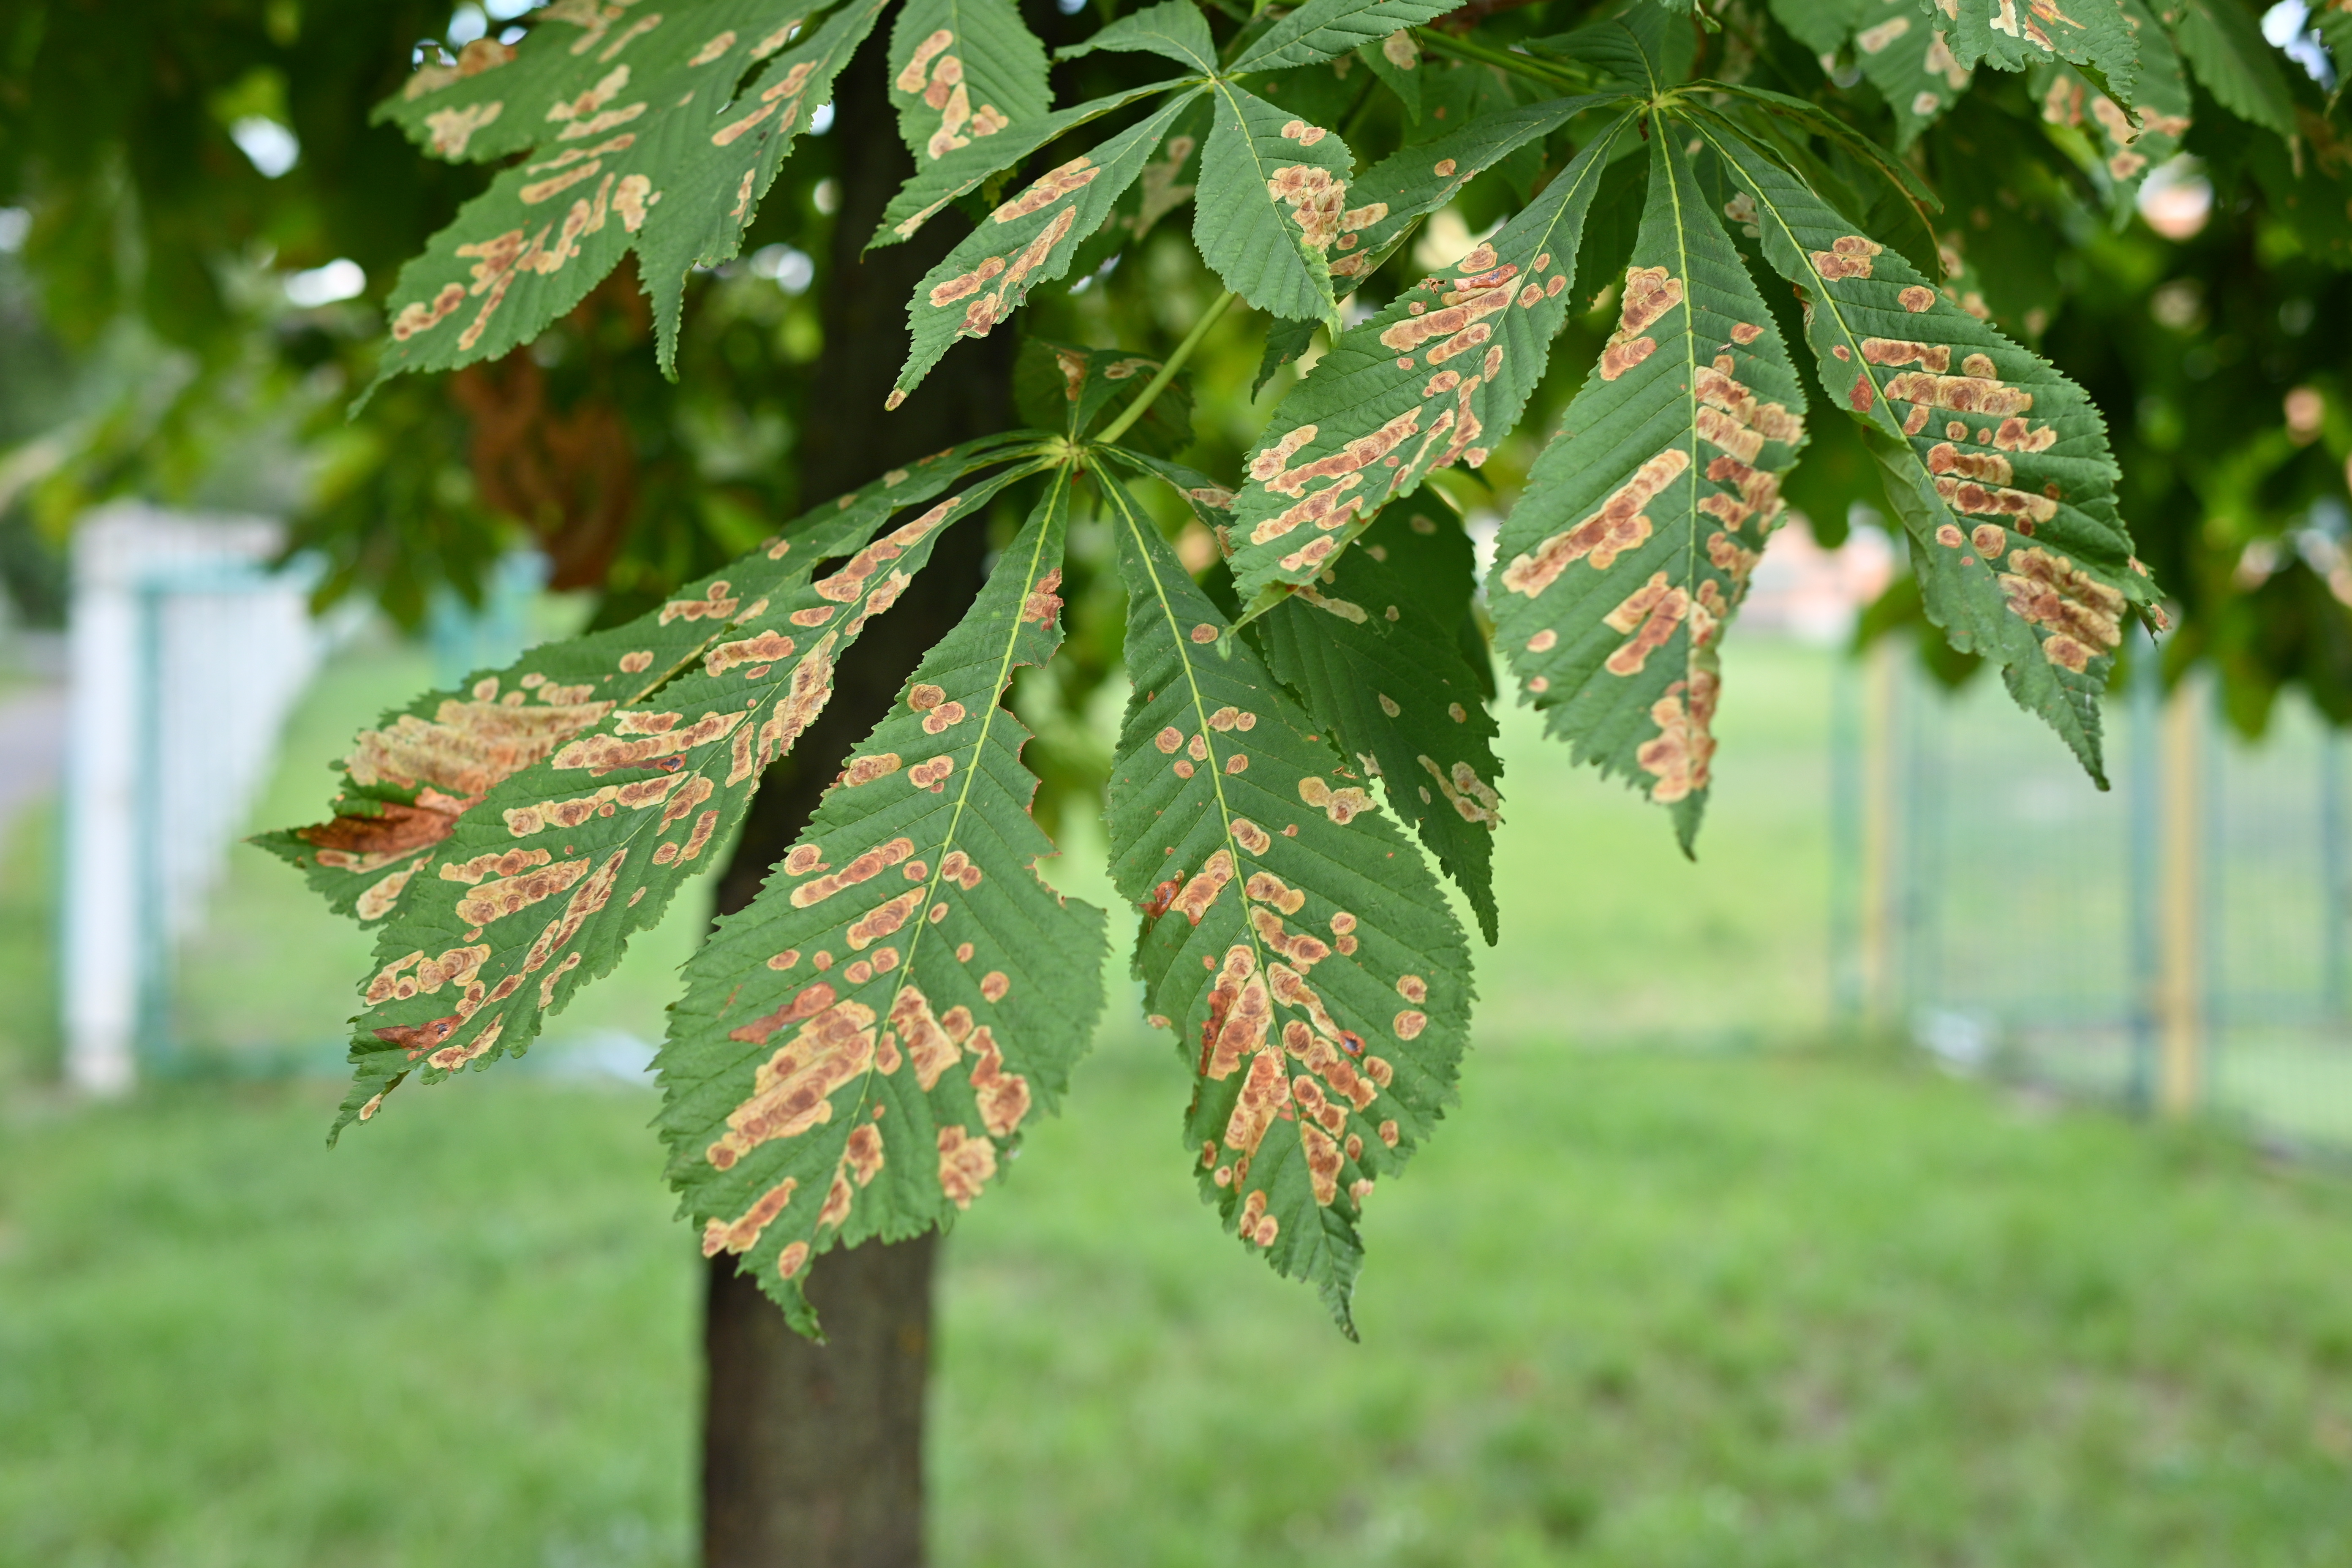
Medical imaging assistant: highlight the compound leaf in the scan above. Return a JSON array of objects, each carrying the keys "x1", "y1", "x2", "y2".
[
  {"x1": 374, "y1": 0, "x2": 887, "y2": 383},
  {"x1": 297, "y1": 447, "x2": 1042, "y2": 1136},
  {"x1": 887, "y1": 0, "x2": 1053, "y2": 166},
  {"x1": 1192, "y1": 82, "x2": 1356, "y2": 326},
  {"x1": 893, "y1": 91, "x2": 1201, "y2": 406},
  {"x1": 656, "y1": 478, "x2": 1104, "y2": 1334},
  {"x1": 1696, "y1": 113, "x2": 2146, "y2": 784},
  {"x1": 1488, "y1": 125, "x2": 1810, "y2": 850},
  {"x1": 1102, "y1": 476, "x2": 1472, "y2": 1334},
  {"x1": 1228, "y1": 111, "x2": 1638, "y2": 607}
]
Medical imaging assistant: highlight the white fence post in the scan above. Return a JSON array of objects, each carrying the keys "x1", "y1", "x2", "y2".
[{"x1": 61, "y1": 505, "x2": 320, "y2": 1092}]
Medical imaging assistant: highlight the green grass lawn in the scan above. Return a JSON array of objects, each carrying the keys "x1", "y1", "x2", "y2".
[
  {"x1": 5, "y1": 633, "x2": 2352, "y2": 1565},
  {"x1": 6, "y1": 1050, "x2": 2352, "y2": 1566}
]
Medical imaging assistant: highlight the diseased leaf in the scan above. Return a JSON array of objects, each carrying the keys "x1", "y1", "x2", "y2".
[
  {"x1": 1192, "y1": 83, "x2": 1356, "y2": 325},
  {"x1": 1357, "y1": 32, "x2": 1426, "y2": 121},
  {"x1": 372, "y1": 0, "x2": 887, "y2": 384},
  {"x1": 870, "y1": 82, "x2": 1184, "y2": 249},
  {"x1": 1252, "y1": 502, "x2": 1505, "y2": 942},
  {"x1": 258, "y1": 436, "x2": 1027, "y2": 928},
  {"x1": 1101, "y1": 475, "x2": 1472, "y2": 1334},
  {"x1": 1930, "y1": 0, "x2": 2140, "y2": 105},
  {"x1": 1019, "y1": 340, "x2": 1195, "y2": 455},
  {"x1": 1227, "y1": 112, "x2": 1638, "y2": 608},
  {"x1": 1056, "y1": 0, "x2": 1220, "y2": 71},
  {"x1": 892, "y1": 91, "x2": 1203, "y2": 406},
  {"x1": 1853, "y1": 0, "x2": 1976, "y2": 147},
  {"x1": 305, "y1": 448, "x2": 1044, "y2": 1135},
  {"x1": 1230, "y1": 0, "x2": 1460, "y2": 72},
  {"x1": 1488, "y1": 127, "x2": 1810, "y2": 849},
  {"x1": 2031, "y1": 0, "x2": 2191, "y2": 210},
  {"x1": 2162, "y1": 0, "x2": 2296, "y2": 136},
  {"x1": 1326, "y1": 93, "x2": 1625, "y2": 290},
  {"x1": 1695, "y1": 113, "x2": 2147, "y2": 784},
  {"x1": 887, "y1": 0, "x2": 1052, "y2": 166},
  {"x1": 636, "y1": 0, "x2": 893, "y2": 368},
  {"x1": 656, "y1": 479, "x2": 1104, "y2": 1334}
]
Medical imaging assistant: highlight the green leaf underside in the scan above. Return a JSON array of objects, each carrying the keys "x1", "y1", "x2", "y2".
[
  {"x1": 1101, "y1": 476, "x2": 1472, "y2": 1334},
  {"x1": 1192, "y1": 82, "x2": 1356, "y2": 327},
  {"x1": 2162, "y1": 0, "x2": 2296, "y2": 137},
  {"x1": 887, "y1": 0, "x2": 1051, "y2": 171},
  {"x1": 1924, "y1": 0, "x2": 2138, "y2": 103},
  {"x1": 1252, "y1": 504, "x2": 1505, "y2": 943},
  {"x1": 1694, "y1": 115, "x2": 2141, "y2": 785},
  {"x1": 1056, "y1": 0, "x2": 1219, "y2": 71},
  {"x1": 372, "y1": 0, "x2": 887, "y2": 384},
  {"x1": 1230, "y1": 0, "x2": 1459, "y2": 72},
  {"x1": 869, "y1": 82, "x2": 1182, "y2": 250},
  {"x1": 657, "y1": 479, "x2": 1105, "y2": 1335},
  {"x1": 1489, "y1": 127, "x2": 1810, "y2": 850},
  {"x1": 313, "y1": 446, "x2": 1043, "y2": 1136},
  {"x1": 2030, "y1": 0, "x2": 2190, "y2": 210},
  {"x1": 1228, "y1": 112, "x2": 1637, "y2": 607},
  {"x1": 893, "y1": 91, "x2": 1200, "y2": 405}
]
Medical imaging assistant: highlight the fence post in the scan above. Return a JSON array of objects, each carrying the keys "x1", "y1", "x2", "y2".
[
  {"x1": 2157, "y1": 680, "x2": 2205, "y2": 1117},
  {"x1": 2126, "y1": 629, "x2": 2161, "y2": 1111},
  {"x1": 1857, "y1": 642, "x2": 1898, "y2": 1024}
]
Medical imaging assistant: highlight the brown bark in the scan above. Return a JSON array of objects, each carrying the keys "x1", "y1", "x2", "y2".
[{"x1": 698, "y1": 35, "x2": 1015, "y2": 1568}]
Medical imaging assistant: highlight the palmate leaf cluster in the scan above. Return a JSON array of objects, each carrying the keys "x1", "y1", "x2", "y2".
[{"x1": 264, "y1": 0, "x2": 2329, "y2": 1331}]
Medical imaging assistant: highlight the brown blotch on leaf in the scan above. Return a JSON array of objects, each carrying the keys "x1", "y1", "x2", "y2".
[{"x1": 936, "y1": 1126, "x2": 998, "y2": 1209}]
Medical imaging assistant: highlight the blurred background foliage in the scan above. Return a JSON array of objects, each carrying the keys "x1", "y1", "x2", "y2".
[{"x1": 5, "y1": 0, "x2": 2352, "y2": 771}]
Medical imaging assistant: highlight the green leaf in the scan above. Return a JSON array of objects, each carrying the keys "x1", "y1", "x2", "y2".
[
  {"x1": 636, "y1": 0, "x2": 893, "y2": 369},
  {"x1": 1226, "y1": 112, "x2": 1638, "y2": 608},
  {"x1": 1487, "y1": 126, "x2": 1810, "y2": 850},
  {"x1": 370, "y1": 0, "x2": 888, "y2": 386},
  {"x1": 1769, "y1": 0, "x2": 1864, "y2": 54},
  {"x1": 1252, "y1": 502, "x2": 1505, "y2": 942},
  {"x1": 1255, "y1": 316, "x2": 1322, "y2": 397},
  {"x1": 1356, "y1": 33, "x2": 1426, "y2": 121},
  {"x1": 656, "y1": 477, "x2": 1105, "y2": 1335},
  {"x1": 870, "y1": 82, "x2": 1186, "y2": 249},
  {"x1": 2162, "y1": 0, "x2": 2296, "y2": 136},
  {"x1": 1851, "y1": 0, "x2": 1976, "y2": 148},
  {"x1": 302, "y1": 446, "x2": 1045, "y2": 1137},
  {"x1": 1101, "y1": 474, "x2": 1472, "y2": 1334},
  {"x1": 1192, "y1": 82, "x2": 1356, "y2": 325},
  {"x1": 1018, "y1": 339, "x2": 1196, "y2": 454},
  {"x1": 1230, "y1": 0, "x2": 1460, "y2": 73},
  {"x1": 1328, "y1": 93, "x2": 1625, "y2": 290},
  {"x1": 1693, "y1": 112, "x2": 2146, "y2": 785},
  {"x1": 1932, "y1": 0, "x2": 2140, "y2": 105},
  {"x1": 1056, "y1": 0, "x2": 1220, "y2": 71},
  {"x1": 1525, "y1": 10, "x2": 1691, "y2": 90},
  {"x1": 887, "y1": 0, "x2": 1053, "y2": 166},
  {"x1": 891, "y1": 90, "x2": 1203, "y2": 406},
  {"x1": 2030, "y1": 0, "x2": 2192, "y2": 211}
]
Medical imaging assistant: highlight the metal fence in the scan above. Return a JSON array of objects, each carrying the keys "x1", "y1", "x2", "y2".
[{"x1": 1838, "y1": 632, "x2": 2352, "y2": 1149}]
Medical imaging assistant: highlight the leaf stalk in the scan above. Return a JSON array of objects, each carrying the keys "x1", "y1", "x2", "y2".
[{"x1": 1092, "y1": 289, "x2": 1238, "y2": 447}]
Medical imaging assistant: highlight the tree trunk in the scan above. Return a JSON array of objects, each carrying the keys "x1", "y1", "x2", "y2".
[{"x1": 699, "y1": 37, "x2": 1015, "y2": 1568}]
